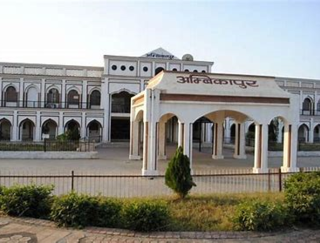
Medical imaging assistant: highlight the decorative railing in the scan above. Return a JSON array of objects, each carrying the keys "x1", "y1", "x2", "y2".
[{"x1": 0, "y1": 100, "x2": 102, "y2": 109}]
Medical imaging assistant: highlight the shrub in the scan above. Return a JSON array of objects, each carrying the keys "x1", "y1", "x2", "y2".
[
  {"x1": 94, "y1": 198, "x2": 122, "y2": 228},
  {"x1": 50, "y1": 193, "x2": 122, "y2": 228},
  {"x1": 284, "y1": 171, "x2": 320, "y2": 226},
  {"x1": 233, "y1": 200, "x2": 289, "y2": 231},
  {"x1": 165, "y1": 146, "x2": 196, "y2": 199},
  {"x1": 122, "y1": 200, "x2": 169, "y2": 231},
  {"x1": 0, "y1": 184, "x2": 53, "y2": 218},
  {"x1": 50, "y1": 192, "x2": 99, "y2": 228}
]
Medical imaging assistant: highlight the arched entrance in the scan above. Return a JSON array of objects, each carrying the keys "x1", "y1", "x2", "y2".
[
  {"x1": 42, "y1": 119, "x2": 58, "y2": 140},
  {"x1": 20, "y1": 119, "x2": 35, "y2": 141},
  {"x1": 0, "y1": 119, "x2": 11, "y2": 141},
  {"x1": 87, "y1": 120, "x2": 102, "y2": 142},
  {"x1": 65, "y1": 120, "x2": 80, "y2": 140},
  {"x1": 314, "y1": 124, "x2": 320, "y2": 143}
]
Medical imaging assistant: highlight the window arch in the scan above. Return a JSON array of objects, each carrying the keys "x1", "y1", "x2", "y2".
[
  {"x1": 5, "y1": 86, "x2": 18, "y2": 102},
  {"x1": 90, "y1": 90, "x2": 101, "y2": 107},
  {"x1": 47, "y1": 88, "x2": 60, "y2": 104},
  {"x1": 67, "y1": 90, "x2": 80, "y2": 107},
  {"x1": 302, "y1": 97, "x2": 313, "y2": 115}
]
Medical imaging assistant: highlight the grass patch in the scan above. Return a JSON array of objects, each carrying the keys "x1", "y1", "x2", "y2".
[{"x1": 167, "y1": 193, "x2": 284, "y2": 231}]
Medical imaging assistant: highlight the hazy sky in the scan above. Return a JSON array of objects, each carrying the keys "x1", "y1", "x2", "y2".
[{"x1": 0, "y1": 0, "x2": 319, "y2": 79}]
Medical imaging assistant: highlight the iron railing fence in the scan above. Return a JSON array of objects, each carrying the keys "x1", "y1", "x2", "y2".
[
  {"x1": 0, "y1": 140, "x2": 95, "y2": 152},
  {"x1": 0, "y1": 168, "x2": 319, "y2": 197},
  {"x1": 0, "y1": 100, "x2": 102, "y2": 110}
]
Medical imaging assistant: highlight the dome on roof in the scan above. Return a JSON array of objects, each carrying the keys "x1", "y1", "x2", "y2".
[{"x1": 182, "y1": 54, "x2": 194, "y2": 61}]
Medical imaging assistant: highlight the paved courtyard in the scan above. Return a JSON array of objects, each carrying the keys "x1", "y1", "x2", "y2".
[
  {"x1": 0, "y1": 144, "x2": 319, "y2": 174},
  {"x1": 0, "y1": 216, "x2": 320, "y2": 243}
]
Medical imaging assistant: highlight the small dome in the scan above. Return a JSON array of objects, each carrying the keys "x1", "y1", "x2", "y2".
[{"x1": 182, "y1": 54, "x2": 194, "y2": 61}]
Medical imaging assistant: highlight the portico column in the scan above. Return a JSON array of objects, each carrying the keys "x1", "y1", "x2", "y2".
[
  {"x1": 281, "y1": 124, "x2": 299, "y2": 172},
  {"x1": 129, "y1": 121, "x2": 141, "y2": 160},
  {"x1": 253, "y1": 124, "x2": 269, "y2": 173},
  {"x1": 142, "y1": 121, "x2": 158, "y2": 176},
  {"x1": 183, "y1": 123, "x2": 193, "y2": 173},
  {"x1": 158, "y1": 122, "x2": 167, "y2": 160},
  {"x1": 233, "y1": 122, "x2": 247, "y2": 159},
  {"x1": 212, "y1": 121, "x2": 224, "y2": 159},
  {"x1": 178, "y1": 121, "x2": 184, "y2": 148}
]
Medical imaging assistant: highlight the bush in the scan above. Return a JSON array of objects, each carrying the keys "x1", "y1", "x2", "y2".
[
  {"x1": 165, "y1": 146, "x2": 196, "y2": 199},
  {"x1": 0, "y1": 184, "x2": 53, "y2": 218},
  {"x1": 122, "y1": 200, "x2": 169, "y2": 231},
  {"x1": 50, "y1": 193, "x2": 122, "y2": 228},
  {"x1": 284, "y1": 171, "x2": 320, "y2": 226},
  {"x1": 50, "y1": 192, "x2": 99, "y2": 228},
  {"x1": 94, "y1": 198, "x2": 122, "y2": 228},
  {"x1": 233, "y1": 200, "x2": 289, "y2": 231}
]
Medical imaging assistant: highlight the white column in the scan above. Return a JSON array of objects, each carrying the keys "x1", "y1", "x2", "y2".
[
  {"x1": 253, "y1": 124, "x2": 268, "y2": 173},
  {"x1": 34, "y1": 111, "x2": 41, "y2": 141},
  {"x1": 82, "y1": 80, "x2": 87, "y2": 108},
  {"x1": 19, "y1": 78, "x2": 24, "y2": 107},
  {"x1": 129, "y1": 121, "x2": 141, "y2": 160},
  {"x1": 61, "y1": 79, "x2": 66, "y2": 108},
  {"x1": 158, "y1": 122, "x2": 167, "y2": 160},
  {"x1": 277, "y1": 122, "x2": 284, "y2": 143},
  {"x1": 178, "y1": 121, "x2": 184, "y2": 148},
  {"x1": 281, "y1": 124, "x2": 299, "y2": 172},
  {"x1": 101, "y1": 78, "x2": 109, "y2": 142},
  {"x1": 81, "y1": 112, "x2": 86, "y2": 138},
  {"x1": 212, "y1": 121, "x2": 224, "y2": 159},
  {"x1": 224, "y1": 117, "x2": 231, "y2": 140},
  {"x1": 309, "y1": 118, "x2": 314, "y2": 143},
  {"x1": 0, "y1": 77, "x2": 2, "y2": 102},
  {"x1": 41, "y1": 79, "x2": 45, "y2": 107},
  {"x1": 11, "y1": 111, "x2": 18, "y2": 141},
  {"x1": 58, "y1": 111, "x2": 64, "y2": 135},
  {"x1": 233, "y1": 122, "x2": 246, "y2": 159},
  {"x1": 183, "y1": 123, "x2": 193, "y2": 173}
]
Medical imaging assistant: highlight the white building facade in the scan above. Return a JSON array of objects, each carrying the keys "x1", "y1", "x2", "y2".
[{"x1": 0, "y1": 48, "x2": 318, "y2": 145}]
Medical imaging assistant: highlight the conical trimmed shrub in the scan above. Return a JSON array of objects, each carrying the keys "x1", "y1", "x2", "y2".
[{"x1": 165, "y1": 146, "x2": 196, "y2": 198}]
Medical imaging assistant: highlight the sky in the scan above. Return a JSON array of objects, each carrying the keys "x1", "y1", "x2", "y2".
[{"x1": 0, "y1": 0, "x2": 319, "y2": 79}]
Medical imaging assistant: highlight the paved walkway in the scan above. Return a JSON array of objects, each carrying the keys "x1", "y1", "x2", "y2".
[{"x1": 0, "y1": 216, "x2": 320, "y2": 242}]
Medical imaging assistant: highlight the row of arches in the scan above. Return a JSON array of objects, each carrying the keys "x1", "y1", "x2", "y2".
[
  {"x1": 301, "y1": 97, "x2": 320, "y2": 115},
  {"x1": 2, "y1": 86, "x2": 101, "y2": 108},
  {"x1": 0, "y1": 118, "x2": 102, "y2": 142}
]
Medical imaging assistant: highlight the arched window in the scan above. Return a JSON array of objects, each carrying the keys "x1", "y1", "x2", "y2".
[
  {"x1": 302, "y1": 98, "x2": 313, "y2": 115},
  {"x1": 5, "y1": 86, "x2": 17, "y2": 102},
  {"x1": 67, "y1": 90, "x2": 80, "y2": 107},
  {"x1": 90, "y1": 90, "x2": 101, "y2": 107},
  {"x1": 47, "y1": 88, "x2": 59, "y2": 103},
  {"x1": 111, "y1": 91, "x2": 134, "y2": 113},
  {"x1": 155, "y1": 67, "x2": 164, "y2": 75}
]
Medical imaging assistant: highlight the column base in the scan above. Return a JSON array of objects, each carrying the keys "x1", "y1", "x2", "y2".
[
  {"x1": 212, "y1": 155, "x2": 224, "y2": 160},
  {"x1": 142, "y1": 169, "x2": 159, "y2": 176},
  {"x1": 281, "y1": 166, "x2": 299, "y2": 173},
  {"x1": 157, "y1": 155, "x2": 167, "y2": 160},
  {"x1": 233, "y1": 154, "x2": 247, "y2": 159},
  {"x1": 129, "y1": 155, "x2": 141, "y2": 160},
  {"x1": 252, "y1": 168, "x2": 268, "y2": 174}
]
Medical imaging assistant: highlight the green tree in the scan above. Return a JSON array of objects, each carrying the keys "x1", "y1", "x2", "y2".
[{"x1": 165, "y1": 146, "x2": 196, "y2": 199}]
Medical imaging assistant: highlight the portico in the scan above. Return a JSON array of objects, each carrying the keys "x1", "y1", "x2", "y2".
[{"x1": 129, "y1": 71, "x2": 300, "y2": 176}]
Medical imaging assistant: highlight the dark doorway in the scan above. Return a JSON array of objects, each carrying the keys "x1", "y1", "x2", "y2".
[{"x1": 111, "y1": 118, "x2": 130, "y2": 141}]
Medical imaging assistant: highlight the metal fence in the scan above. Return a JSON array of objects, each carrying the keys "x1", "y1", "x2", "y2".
[
  {"x1": 0, "y1": 140, "x2": 95, "y2": 152},
  {"x1": 0, "y1": 167, "x2": 319, "y2": 198}
]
